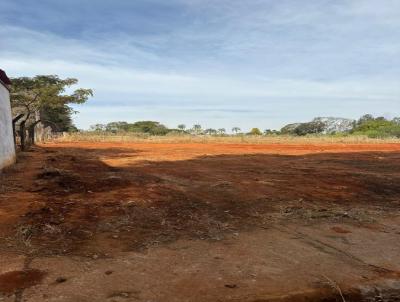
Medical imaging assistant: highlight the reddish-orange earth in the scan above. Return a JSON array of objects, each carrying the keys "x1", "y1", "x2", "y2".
[{"x1": 1, "y1": 141, "x2": 400, "y2": 301}]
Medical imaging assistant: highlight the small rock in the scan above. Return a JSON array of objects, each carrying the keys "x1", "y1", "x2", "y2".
[
  {"x1": 225, "y1": 284, "x2": 237, "y2": 289},
  {"x1": 56, "y1": 277, "x2": 67, "y2": 283},
  {"x1": 105, "y1": 270, "x2": 113, "y2": 275}
]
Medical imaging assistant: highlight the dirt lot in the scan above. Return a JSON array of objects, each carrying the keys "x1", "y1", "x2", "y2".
[{"x1": 1, "y1": 141, "x2": 400, "y2": 301}]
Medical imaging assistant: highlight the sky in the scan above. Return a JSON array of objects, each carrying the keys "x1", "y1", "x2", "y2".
[{"x1": 0, "y1": 0, "x2": 399, "y2": 131}]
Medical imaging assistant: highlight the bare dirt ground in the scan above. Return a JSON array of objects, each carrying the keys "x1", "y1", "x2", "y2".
[{"x1": 1, "y1": 141, "x2": 400, "y2": 301}]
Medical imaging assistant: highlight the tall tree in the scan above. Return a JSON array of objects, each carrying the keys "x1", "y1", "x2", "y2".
[
  {"x1": 192, "y1": 124, "x2": 203, "y2": 135},
  {"x1": 10, "y1": 75, "x2": 92, "y2": 148},
  {"x1": 249, "y1": 128, "x2": 262, "y2": 135},
  {"x1": 204, "y1": 128, "x2": 217, "y2": 135},
  {"x1": 232, "y1": 127, "x2": 241, "y2": 134},
  {"x1": 217, "y1": 128, "x2": 226, "y2": 135}
]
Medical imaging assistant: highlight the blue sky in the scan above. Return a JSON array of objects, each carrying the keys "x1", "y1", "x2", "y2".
[{"x1": 1, "y1": 0, "x2": 399, "y2": 131}]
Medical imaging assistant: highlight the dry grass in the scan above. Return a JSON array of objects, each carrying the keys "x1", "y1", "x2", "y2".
[
  {"x1": 54, "y1": 132, "x2": 400, "y2": 145},
  {"x1": 322, "y1": 275, "x2": 346, "y2": 302}
]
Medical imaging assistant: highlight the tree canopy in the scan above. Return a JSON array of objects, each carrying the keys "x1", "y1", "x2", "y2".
[
  {"x1": 248, "y1": 128, "x2": 262, "y2": 135},
  {"x1": 351, "y1": 115, "x2": 400, "y2": 138},
  {"x1": 10, "y1": 75, "x2": 93, "y2": 131},
  {"x1": 92, "y1": 121, "x2": 170, "y2": 135}
]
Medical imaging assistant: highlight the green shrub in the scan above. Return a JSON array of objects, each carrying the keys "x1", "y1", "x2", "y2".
[
  {"x1": 248, "y1": 128, "x2": 262, "y2": 135},
  {"x1": 352, "y1": 117, "x2": 400, "y2": 138}
]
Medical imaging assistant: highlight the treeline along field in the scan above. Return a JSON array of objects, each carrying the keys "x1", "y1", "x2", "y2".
[{"x1": 81, "y1": 114, "x2": 400, "y2": 141}]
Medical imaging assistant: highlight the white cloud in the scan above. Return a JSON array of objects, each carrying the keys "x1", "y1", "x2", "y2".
[
  {"x1": 3, "y1": 57, "x2": 398, "y2": 103},
  {"x1": 1, "y1": 1, "x2": 399, "y2": 129}
]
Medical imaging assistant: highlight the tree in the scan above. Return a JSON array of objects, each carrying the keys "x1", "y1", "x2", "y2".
[
  {"x1": 12, "y1": 114, "x2": 24, "y2": 147},
  {"x1": 90, "y1": 121, "x2": 171, "y2": 136},
  {"x1": 128, "y1": 121, "x2": 169, "y2": 135},
  {"x1": 105, "y1": 121, "x2": 129, "y2": 132},
  {"x1": 40, "y1": 104, "x2": 76, "y2": 132},
  {"x1": 217, "y1": 128, "x2": 226, "y2": 135},
  {"x1": 204, "y1": 128, "x2": 217, "y2": 135},
  {"x1": 280, "y1": 123, "x2": 302, "y2": 135},
  {"x1": 294, "y1": 121, "x2": 325, "y2": 136},
  {"x1": 357, "y1": 114, "x2": 374, "y2": 126},
  {"x1": 10, "y1": 75, "x2": 92, "y2": 149},
  {"x1": 177, "y1": 124, "x2": 186, "y2": 131},
  {"x1": 232, "y1": 127, "x2": 241, "y2": 134},
  {"x1": 192, "y1": 124, "x2": 203, "y2": 135},
  {"x1": 248, "y1": 128, "x2": 262, "y2": 135},
  {"x1": 264, "y1": 129, "x2": 273, "y2": 135},
  {"x1": 351, "y1": 116, "x2": 400, "y2": 138},
  {"x1": 90, "y1": 124, "x2": 107, "y2": 131}
]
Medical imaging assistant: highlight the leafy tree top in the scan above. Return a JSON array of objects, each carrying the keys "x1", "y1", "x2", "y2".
[
  {"x1": 249, "y1": 128, "x2": 262, "y2": 135},
  {"x1": 11, "y1": 75, "x2": 93, "y2": 119}
]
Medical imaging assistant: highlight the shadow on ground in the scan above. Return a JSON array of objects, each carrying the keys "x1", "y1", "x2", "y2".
[{"x1": 2, "y1": 145, "x2": 400, "y2": 256}]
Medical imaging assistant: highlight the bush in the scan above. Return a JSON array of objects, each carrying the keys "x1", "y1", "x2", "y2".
[
  {"x1": 351, "y1": 117, "x2": 400, "y2": 138},
  {"x1": 248, "y1": 128, "x2": 262, "y2": 135},
  {"x1": 293, "y1": 121, "x2": 325, "y2": 136},
  {"x1": 93, "y1": 121, "x2": 171, "y2": 136}
]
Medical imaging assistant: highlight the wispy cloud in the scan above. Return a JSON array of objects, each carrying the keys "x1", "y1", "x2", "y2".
[{"x1": 0, "y1": 0, "x2": 399, "y2": 130}]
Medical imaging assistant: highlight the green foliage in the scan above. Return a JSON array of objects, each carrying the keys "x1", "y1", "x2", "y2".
[
  {"x1": 96, "y1": 115, "x2": 400, "y2": 138},
  {"x1": 191, "y1": 124, "x2": 203, "y2": 135},
  {"x1": 217, "y1": 128, "x2": 226, "y2": 135},
  {"x1": 93, "y1": 121, "x2": 170, "y2": 135},
  {"x1": 131, "y1": 121, "x2": 169, "y2": 135},
  {"x1": 248, "y1": 128, "x2": 262, "y2": 135},
  {"x1": 264, "y1": 129, "x2": 280, "y2": 135},
  {"x1": 40, "y1": 104, "x2": 76, "y2": 132},
  {"x1": 232, "y1": 127, "x2": 241, "y2": 134},
  {"x1": 281, "y1": 121, "x2": 324, "y2": 136},
  {"x1": 90, "y1": 124, "x2": 107, "y2": 131},
  {"x1": 351, "y1": 115, "x2": 400, "y2": 138},
  {"x1": 280, "y1": 123, "x2": 302, "y2": 135},
  {"x1": 357, "y1": 114, "x2": 374, "y2": 125},
  {"x1": 105, "y1": 121, "x2": 129, "y2": 132},
  {"x1": 11, "y1": 75, "x2": 92, "y2": 110},
  {"x1": 204, "y1": 128, "x2": 217, "y2": 135},
  {"x1": 10, "y1": 75, "x2": 93, "y2": 130},
  {"x1": 293, "y1": 121, "x2": 325, "y2": 136}
]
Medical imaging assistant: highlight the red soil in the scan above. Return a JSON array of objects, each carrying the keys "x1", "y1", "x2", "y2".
[{"x1": 0, "y1": 141, "x2": 400, "y2": 301}]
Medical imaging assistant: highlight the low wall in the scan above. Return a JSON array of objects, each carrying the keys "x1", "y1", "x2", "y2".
[{"x1": 0, "y1": 82, "x2": 16, "y2": 169}]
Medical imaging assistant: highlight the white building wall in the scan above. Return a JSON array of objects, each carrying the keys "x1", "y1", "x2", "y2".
[{"x1": 0, "y1": 82, "x2": 15, "y2": 169}]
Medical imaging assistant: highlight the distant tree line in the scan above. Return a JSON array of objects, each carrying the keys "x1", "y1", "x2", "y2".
[
  {"x1": 280, "y1": 115, "x2": 400, "y2": 138},
  {"x1": 351, "y1": 115, "x2": 400, "y2": 138},
  {"x1": 89, "y1": 114, "x2": 400, "y2": 139},
  {"x1": 90, "y1": 121, "x2": 170, "y2": 135}
]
